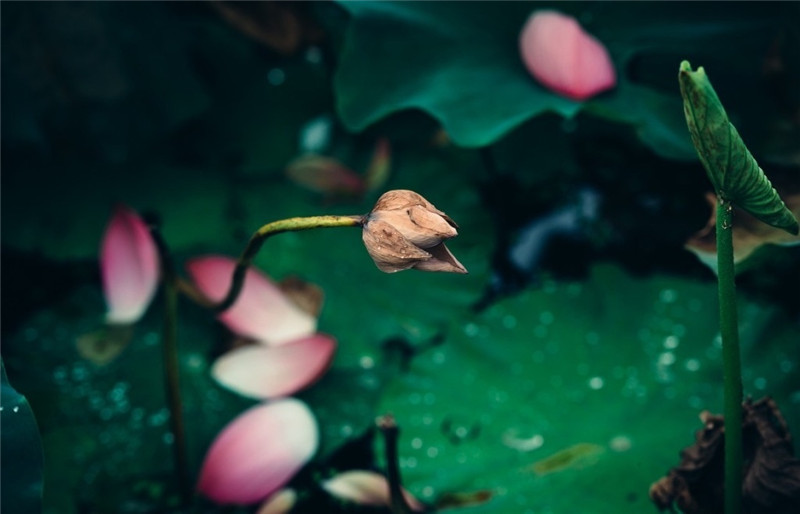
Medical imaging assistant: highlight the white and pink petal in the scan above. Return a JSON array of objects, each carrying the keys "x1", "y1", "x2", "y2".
[
  {"x1": 100, "y1": 205, "x2": 160, "y2": 324},
  {"x1": 322, "y1": 470, "x2": 424, "y2": 511},
  {"x1": 212, "y1": 334, "x2": 336, "y2": 400},
  {"x1": 186, "y1": 255, "x2": 316, "y2": 344}
]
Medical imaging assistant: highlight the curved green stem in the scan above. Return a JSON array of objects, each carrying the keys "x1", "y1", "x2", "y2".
[
  {"x1": 716, "y1": 197, "x2": 743, "y2": 514},
  {"x1": 213, "y1": 215, "x2": 363, "y2": 312}
]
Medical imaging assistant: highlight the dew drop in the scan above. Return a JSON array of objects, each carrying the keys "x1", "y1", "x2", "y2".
[
  {"x1": 502, "y1": 315, "x2": 517, "y2": 329},
  {"x1": 663, "y1": 335, "x2": 680, "y2": 350},
  {"x1": 305, "y1": 46, "x2": 322, "y2": 64},
  {"x1": 659, "y1": 289, "x2": 677, "y2": 303},
  {"x1": 268, "y1": 68, "x2": 285, "y2": 86},
  {"x1": 658, "y1": 352, "x2": 676, "y2": 366},
  {"x1": 609, "y1": 435, "x2": 632, "y2": 452},
  {"x1": 464, "y1": 323, "x2": 479, "y2": 337}
]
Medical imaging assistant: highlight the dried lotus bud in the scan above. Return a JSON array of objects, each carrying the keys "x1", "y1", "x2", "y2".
[{"x1": 362, "y1": 190, "x2": 467, "y2": 274}]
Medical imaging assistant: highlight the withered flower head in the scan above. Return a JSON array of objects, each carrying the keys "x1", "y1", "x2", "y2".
[{"x1": 362, "y1": 190, "x2": 467, "y2": 274}]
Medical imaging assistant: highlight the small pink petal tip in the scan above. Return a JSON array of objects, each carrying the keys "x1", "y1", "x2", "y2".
[
  {"x1": 212, "y1": 333, "x2": 336, "y2": 399},
  {"x1": 257, "y1": 488, "x2": 297, "y2": 514},
  {"x1": 519, "y1": 10, "x2": 616, "y2": 100},
  {"x1": 198, "y1": 399, "x2": 318, "y2": 505},
  {"x1": 322, "y1": 470, "x2": 424, "y2": 511},
  {"x1": 100, "y1": 205, "x2": 159, "y2": 324},
  {"x1": 186, "y1": 255, "x2": 316, "y2": 344}
]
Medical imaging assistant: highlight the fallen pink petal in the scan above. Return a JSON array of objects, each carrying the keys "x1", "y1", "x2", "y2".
[
  {"x1": 286, "y1": 154, "x2": 366, "y2": 196},
  {"x1": 322, "y1": 470, "x2": 424, "y2": 511},
  {"x1": 197, "y1": 399, "x2": 318, "y2": 505},
  {"x1": 186, "y1": 255, "x2": 316, "y2": 344},
  {"x1": 519, "y1": 10, "x2": 616, "y2": 100},
  {"x1": 100, "y1": 205, "x2": 160, "y2": 324},
  {"x1": 256, "y1": 488, "x2": 297, "y2": 514},
  {"x1": 212, "y1": 333, "x2": 336, "y2": 399},
  {"x1": 364, "y1": 137, "x2": 392, "y2": 192}
]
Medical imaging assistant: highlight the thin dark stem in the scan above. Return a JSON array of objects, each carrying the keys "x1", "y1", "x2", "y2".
[
  {"x1": 147, "y1": 224, "x2": 192, "y2": 505},
  {"x1": 378, "y1": 415, "x2": 416, "y2": 514},
  {"x1": 162, "y1": 279, "x2": 191, "y2": 504},
  {"x1": 716, "y1": 197, "x2": 743, "y2": 514}
]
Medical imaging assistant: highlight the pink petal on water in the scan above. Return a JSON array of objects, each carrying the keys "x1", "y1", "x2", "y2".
[
  {"x1": 212, "y1": 333, "x2": 336, "y2": 399},
  {"x1": 100, "y1": 205, "x2": 159, "y2": 324},
  {"x1": 197, "y1": 399, "x2": 318, "y2": 505},
  {"x1": 186, "y1": 255, "x2": 316, "y2": 344},
  {"x1": 322, "y1": 470, "x2": 424, "y2": 511},
  {"x1": 286, "y1": 155, "x2": 366, "y2": 196},
  {"x1": 519, "y1": 11, "x2": 616, "y2": 100}
]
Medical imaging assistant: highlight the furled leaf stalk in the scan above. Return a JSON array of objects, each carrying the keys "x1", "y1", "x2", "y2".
[
  {"x1": 679, "y1": 60, "x2": 799, "y2": 514},
  {"x1": 716, "y1": 197, "x2": 743, "y2": 514}
]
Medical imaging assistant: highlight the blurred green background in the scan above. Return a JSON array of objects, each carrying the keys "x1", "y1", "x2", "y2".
[{"x1": 2, "y1": 2, "x2": 798, "y2": 513}]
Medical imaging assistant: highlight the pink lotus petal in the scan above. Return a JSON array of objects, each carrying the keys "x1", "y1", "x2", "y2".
[
  {"x1": 322, "y1": 470, "x2": 424, "y2": 511},
  {"x1": 286, "y1": 155, "x2": 366, "y2": 196},
  {"x1": 186, "y1": 255, "x2": 316, "y2": 344},
  {"x1": 257, "y1": 488, "x2": 297, "y2": 514},
  {"x1": 519, "y1": 10, "x2": 616, "y2": 100},
  {"x1": 364, "y1": 138, "x2": 392, "y2": 193},
  {"x1": 100, "y1": 205, "x2": 159, "y2": 324},
  {"x1": 212, "y1": 333, "x2": 336, "y2": 399},
  {"x1": 198, "y1": 399, "x2": 318, "y2": 505}
]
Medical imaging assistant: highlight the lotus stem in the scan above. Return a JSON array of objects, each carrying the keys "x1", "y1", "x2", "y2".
[
  {"x1": 716, "y1": 196, "x2": 743, "y2": 514},
  {"x1": 378, "y1": 415, "x2": 417, "y2": 514},
  {"x1": 146, "y1": 222, "x2": 192, "y2": 505},
  {"x1": 162, "y1": 279, "x2": 191, "y2": 504},
  {"x1": 212, "y1": 215, "x2": 364, "y2": 312}
]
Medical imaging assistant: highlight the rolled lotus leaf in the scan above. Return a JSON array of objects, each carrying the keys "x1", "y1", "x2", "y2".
[{"x1": 679, "y1": 61, "x2": 798, "y2": 235}]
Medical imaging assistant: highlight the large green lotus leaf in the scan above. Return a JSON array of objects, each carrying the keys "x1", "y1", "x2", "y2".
[
  {"x1": 376, "y1": 264, "x2": 800, "y2": 512},
  {"x1": 334, "y1": 1, "x2": 793, "y2": 159},
  {"x1": 1, "y1": 360, "x2": 44, "y2": 514}
]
